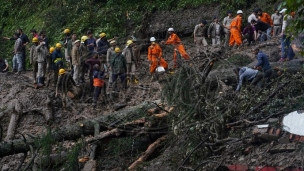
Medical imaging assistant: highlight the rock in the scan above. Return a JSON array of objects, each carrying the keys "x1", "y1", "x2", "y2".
[
  {"x1": 82, "y1": 160, "x2": 96, "y2": 171},
  {"x1": 1, "y1": 164, "x2": 9, "y2": 171},
  {"x1": 278, "y1": 136, "x2": 289, "y2": 144},
  {"x1": 266, "y1": 118, "x2": 279, "y2": 124},
  {"x1": 113, "y1": 103, "x2": 127, "y2": 111}
]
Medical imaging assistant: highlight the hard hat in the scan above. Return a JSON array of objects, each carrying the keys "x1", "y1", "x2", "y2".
[
  {"x1": 59, "y1": 68, "x2": 65, "y2": 75},
  {"x1": 115, "y1": 47, "x2": 121, "y2": 53},
  {"x1": 100, "y1": 32, "x2": 106, "y2": 38},
  {"x1": 93, "y1": 64, "x2": 100, "y2": 70},
  {"x1": 237, "y1": 10, "x2": 243, "y2": 14},
  {"x1": 110, "y1": 40, "x2": 116, "y2": 44},
  {"x1": 150, "y1": 37, "x2": 156, "y2": 42},
  {"x1": 32, "y1": 37, "x2": 38, "y2": 43},
  {"x1": 127, "y1": 40, "x2": 133, "y2": 46},
  {"x1": 56, "y1": 43, "x2": 62, "y2": 49},
  {"x1": 280, "y1": 8, "x2": 287, "y2": 13},
  {"x1": 81, "y1": 36, "x2": 88, "y2": 43},
  {"x1": 49, "y1": 47, "x2": 55, "y2": 54},
  {"x1": 168, "y1": 28, "x2": 174, "y2": 32},
  {"x1": 64, "y1": 29, "x2": 70, "y2": 34}
]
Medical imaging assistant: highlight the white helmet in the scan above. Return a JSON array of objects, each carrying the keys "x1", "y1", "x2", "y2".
[
  {"x1": 280, "y1": 8, "x2": 287, "y2": 14},
  {"x1": 237, "y1": 10, "x2": 243, "y2": 14},
  {"x1": 168, "y1": 28, "x2": 174, "y2": 32},
  {"x1": 150, "y1": 37, "x2": 156, "y2": 42}
]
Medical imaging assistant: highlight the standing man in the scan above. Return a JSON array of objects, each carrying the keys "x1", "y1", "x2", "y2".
[
  {"x1": 97, "y1": 32, "x2": 110, "y2": 71},
  {"x1": 257, "y1": 8, "x2": 273, "y2": 40},
  {"x1": 271, "y1": 9, "x2": 283, "y2": 37},
  {"x1": 52, "y1": 43, "x2": 64, "y2": 86},
  {"x1": 111, "y1": 47, "x2": 127, "y2": 92},
  {"x1": 208, "y1": 16, "x2": 223, "y2": 46},
  {"x1": 253, "y1": 48, "x2": 272, "y2": 86},
  {"x1": 86, "y1": 52, "x2": 101, "y2": 90},
  {"x1": 248, "y1": 10, "x2": 258, "y2": 23},
  {"x1": 30, "y1": 37, "x2": 39, "y2": 82},
  {"x1": 71, "y1": 40, "x2": 81, "y2": 85},
  {"x1": 161, "y1": 28, "x2": 190, "y2": 68},
  {"x1": 67, "y1": 32, "x2": 77, "y2": 70},
  {"x1": 229, "y1": 10, "x2": 243, "y2": 48},
  {"x1": 92, "y1": 64, "x2": 105, "y2": 108},
  {"x1": 63, "y1": 29, "x2": 72, "y2": 63},
  {"x1": 223, "y1": 11, "x2": 233, "y2": 48},
  {"x1": 148, "y1": 37, "x2": 168, "y2": 81},
  {"x1": 14, "y1": 33, "x2": 23, "y2": 74},
  {"x1": 193, "y1": 20, "x2": 208, "y2": 55},
  {"x1": 278, "y1": 9, "x2": 296, "y2": 62},
  {"x1": 36, "y1": 38, "x2": 48, "y2": 86},
  {"x1": 17, "y1": 28, "x2": 30, "y2": 71},
  {"x1": 106, "y1": 40, "x2": 117, "y2": 88},
  {"x1": 86, "y1": 30, "x2": 97, "y2": 54},
  {"x1": 123, "y1": 40, "x2": 138, "y2": 84},
  {"x1": 131, "y1": 37, "x2": 141, "y2": 69}
]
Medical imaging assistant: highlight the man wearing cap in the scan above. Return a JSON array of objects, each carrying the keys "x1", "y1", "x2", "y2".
[
  {"x1": 162, "y1": 28, "x2": 190, "y2": 68},
  {"x1": 35, "y1": 38, "x2": 48, "y2": 87},
  {"x1": 271, "y1": 9, "x2": 283, "y2": 36},
  {"x1": 131, "y1": 36, "x2": 141, "y2": 69},
  {"x1": 106, "y1": 40, "x2": 117, "y2": 88},
  {"x1": 193, "y1": 20, "x2": 208, "y2": 54},
  {"x1": 208, "y1": 16, "x2": 223, "y2": 46},
  {"x1": 86, "y1": 51, "x2": 101, "y2": 90},
  {"x1": 86, "y1": 30, "x2": 97, "y2": 54},
  {"x1": 111, "y1": 47, "x2": 127, "y2": 92},
  {"x1": 223, "y1": 10, "x2": 233, "y2": 48},
  {"x1": 72, "y1": 40, "x2": 81, "y2": 85},
  {"x1": 148, "y1": 37, "x2": 168, "y2": 81},
  {"x1": 123, "y1": 40, "x2": 138, "y2": 84},
  {"x1": 67, "y1": 32, "x2": 77, "y2": 69},
  {"x1": 278, "y1": 9, "x2": 295, "y2": 62},
  {"x1": 229, "y1": 10, "x2": 243, "y2": 48},
  {"x1": 248, "y1": 10, "x2": 258, "y2": 23},
  {"x1": 30, "y1": 37, "x2": 39, "y2": 82},
  {"x1": 52, "y1": 43, "x2": 64, "y2": 86},
  {"x1": 63, "y1": 29, "x2": 71, "y2": 63}
]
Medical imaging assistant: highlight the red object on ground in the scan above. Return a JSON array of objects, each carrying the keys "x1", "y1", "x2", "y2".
[
  {"x1": 255, "y1": 166, "x2": 277, "y2": 171},
  {"x1": 227, "y1": 165, "x2": 248, "y2": 171}
]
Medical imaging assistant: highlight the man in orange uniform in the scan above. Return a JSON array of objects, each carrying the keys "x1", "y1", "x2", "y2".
[
  {"x1": 257, "y1": 8, "x2": 273, "y2": 40},
  {"x1": 229, "y1": 10, "x2": 243, "y2": 48},
  {"x1": 162, "y1": 28, "x2": 190, "y2": 68},
  {"x1": 148, "y1": 37, "x2": 168, "y2": 80}
]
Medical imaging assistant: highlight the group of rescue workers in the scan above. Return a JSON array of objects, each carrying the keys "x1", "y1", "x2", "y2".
[{"x1": 0, "y1": 7, "x2": 296, "y2": 107}]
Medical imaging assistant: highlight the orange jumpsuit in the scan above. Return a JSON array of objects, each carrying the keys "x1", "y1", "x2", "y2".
[
  {"x1": 165, "y1": 33, "x2": 190, "y2": 68},
  {"x1": 259, "y1": 12, "x2": 273, "y2": 26},
  {"x1": 229, "y1": 15, "x2": 242, "y2": 46},
  {"x1": 148, "y1": 43, "x2": 168, "y2": 73}
]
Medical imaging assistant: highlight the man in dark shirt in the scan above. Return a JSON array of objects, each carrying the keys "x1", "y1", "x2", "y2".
[
  {"x1": 252, "y1": 48, "x2": 272, "y2": 87},
  {"x1": 86, "y1": 30, "x2": 96, "y2": 53},
  {"x1": 251, "y1": 19, "x2": 270, "y2": 42},
  {"x1": 17, "y1": 28, "x2": 30, "y2": 71},
  {"x1": 242, "y1": 23, "x2": 256, "y2": 44}
]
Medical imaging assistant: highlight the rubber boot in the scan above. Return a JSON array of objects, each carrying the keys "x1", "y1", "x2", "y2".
[
  {"x1": 41, "y1": 77, "x2": 45, "y2": 86},
  {"x1": 37, "y1": 77, "x2": 43, "y2": 87}
]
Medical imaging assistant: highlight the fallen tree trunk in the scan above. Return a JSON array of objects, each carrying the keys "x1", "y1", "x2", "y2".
[{"x1": 0, "y1": 101, "x2": 158, "y2": 158}]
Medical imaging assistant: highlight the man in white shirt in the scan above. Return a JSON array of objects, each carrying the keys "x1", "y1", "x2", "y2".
[
  {"x1": 222, "y1": 10, "x2": 233, "y2": 48},
  {"x1": 248, "y1": 9, "x2": 258, "y2": 23}
]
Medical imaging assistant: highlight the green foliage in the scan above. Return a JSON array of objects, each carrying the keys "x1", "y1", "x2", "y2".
[
  {"x1": 39, "y1": 128, "x2": 55, "y2": 156},
  {"x1": 65, "y1": 143, "x2": 82, "y2": 171}
]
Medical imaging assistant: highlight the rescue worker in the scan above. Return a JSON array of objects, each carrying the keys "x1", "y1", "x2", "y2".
[
  {"x1": 193, "y1": 20, "x2": 208, "y2": 55},
  {"x1": 63, "y1": 29, "x2": 72, "y2": 63},
  {"x1": 97, "y1": 32, "x2": 109, "y2": 72},
  {"x1": 111, "y1": 47, "x2": 127, "y2": 92},
  {"x1": 271, "y1": 9, "x2": 283, "y2": 37},
  {"x1": 123, "y1": 40, "x2": 138, "y2": 84},
  {"x1": 80, "y1": 35, "x2": 90, "y2": 83},
  {"x1": 46, "y1": 47, "x2": 55, "y2": 87},
  {"x1": 106, "y1": 40, "x2": 117, "y2": 88},
  {"x1": 30, "y1": 37, "x2": 39, "y2": 83},
  {"x1": 55, "y1": 69, "x2": 78, "y2": 108},
  {"x1": 86, "y1": 52, "x2": 101, "y2": 91},
  {"x1": 67, "y1": 32, "x2": 77, "y2": 70},
  {"x1": 161, "y1": 28, "x2": 190, "y2": 68},
  {"x1": 208, "y1": 16, "x2": 223, "y2": 46},
  {"x1": 229, "y1": 10, "x2": 243, "y2": 48},
  {"x1": 222, "y1": 10, "x2": 233, "y2": 48},
  {"x1": 71, "y1": 40, "x2": 81, "y2": 85},
  {"x1": 248, "y1": 9, "x2": 258, "y2": 23},
  {"x1": 131, "y1": 36, "x2": 141, "y2": 68},
  {"x1": 257, "y1": 8, "x2": 273, "y2": 40},
  {"x1": 278, "y1": 9, "x2": 295, "y2": 62},
  {"x1": 86, "y1": 30, "x2": 96, "y2": 54},
  {"x1": 36, "y1": 38, "x2": 48, "y2": 86},
  {"x1": 52, "y1": 43, "x2": 64, "y2": 86},
  {"x1": 14, "y1": 33, "x2": 23, "y2": 74},
  {"x1": 92, "y1": 64, "x2": 105, "y2": 108},
  {"x1": 0, "y1": 57, "x2": 9, "y2": 73},
  {"x1": 253, "y1": 48, "x2": 272, "y2": 87},
  {"x1": 148, "y1": 37, "x2": 168, "y2": 81},
  {"x1": 250, "y1": 19, "x2": 271, "y2": 42},
  {"x1": 16, "y1": 28, "x2": 29, "y2": 71}
]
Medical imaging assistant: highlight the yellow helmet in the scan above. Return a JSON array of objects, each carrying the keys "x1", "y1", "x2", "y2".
[
  {"x1": 127, "y1": 40, "x2": 133, "y2": 46},
  {"x1": 55, "y1": 43, "x2": 62, "y2": 49},
  {"x1": 100, "y1": 32, "x2": 106, "y2": 38},
  {"x1": 32, "y1": 37, "x2": 38, "y2": 43},
  {"x1": 59, "y1": 68, "x2": 65, "y2": 75},
  {"x1": 49, "y1": 47, "x2": 55, "y2": 53},
  {"x1": 115, "y1": 47, "x2": 121, "y2": 53},
  {"x1": 63, "y1": 29, "x2": 70, "y2": 34},
  {"x1": 81, "y1": 35, "x2": 88, "y2": 43}
]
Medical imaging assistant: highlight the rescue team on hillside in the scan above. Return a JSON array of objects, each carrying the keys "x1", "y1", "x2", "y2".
[{"x1": 0, "y1": 8, "x2": 295, "y2": 106}]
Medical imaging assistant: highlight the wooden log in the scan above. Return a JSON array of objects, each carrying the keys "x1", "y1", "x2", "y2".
[
  {"x1": 128, "y1": 135, "x2": 167, "y2": 170},
  {"x1": 0, "y1": 102, "x2": 157, "y2": 158}
]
